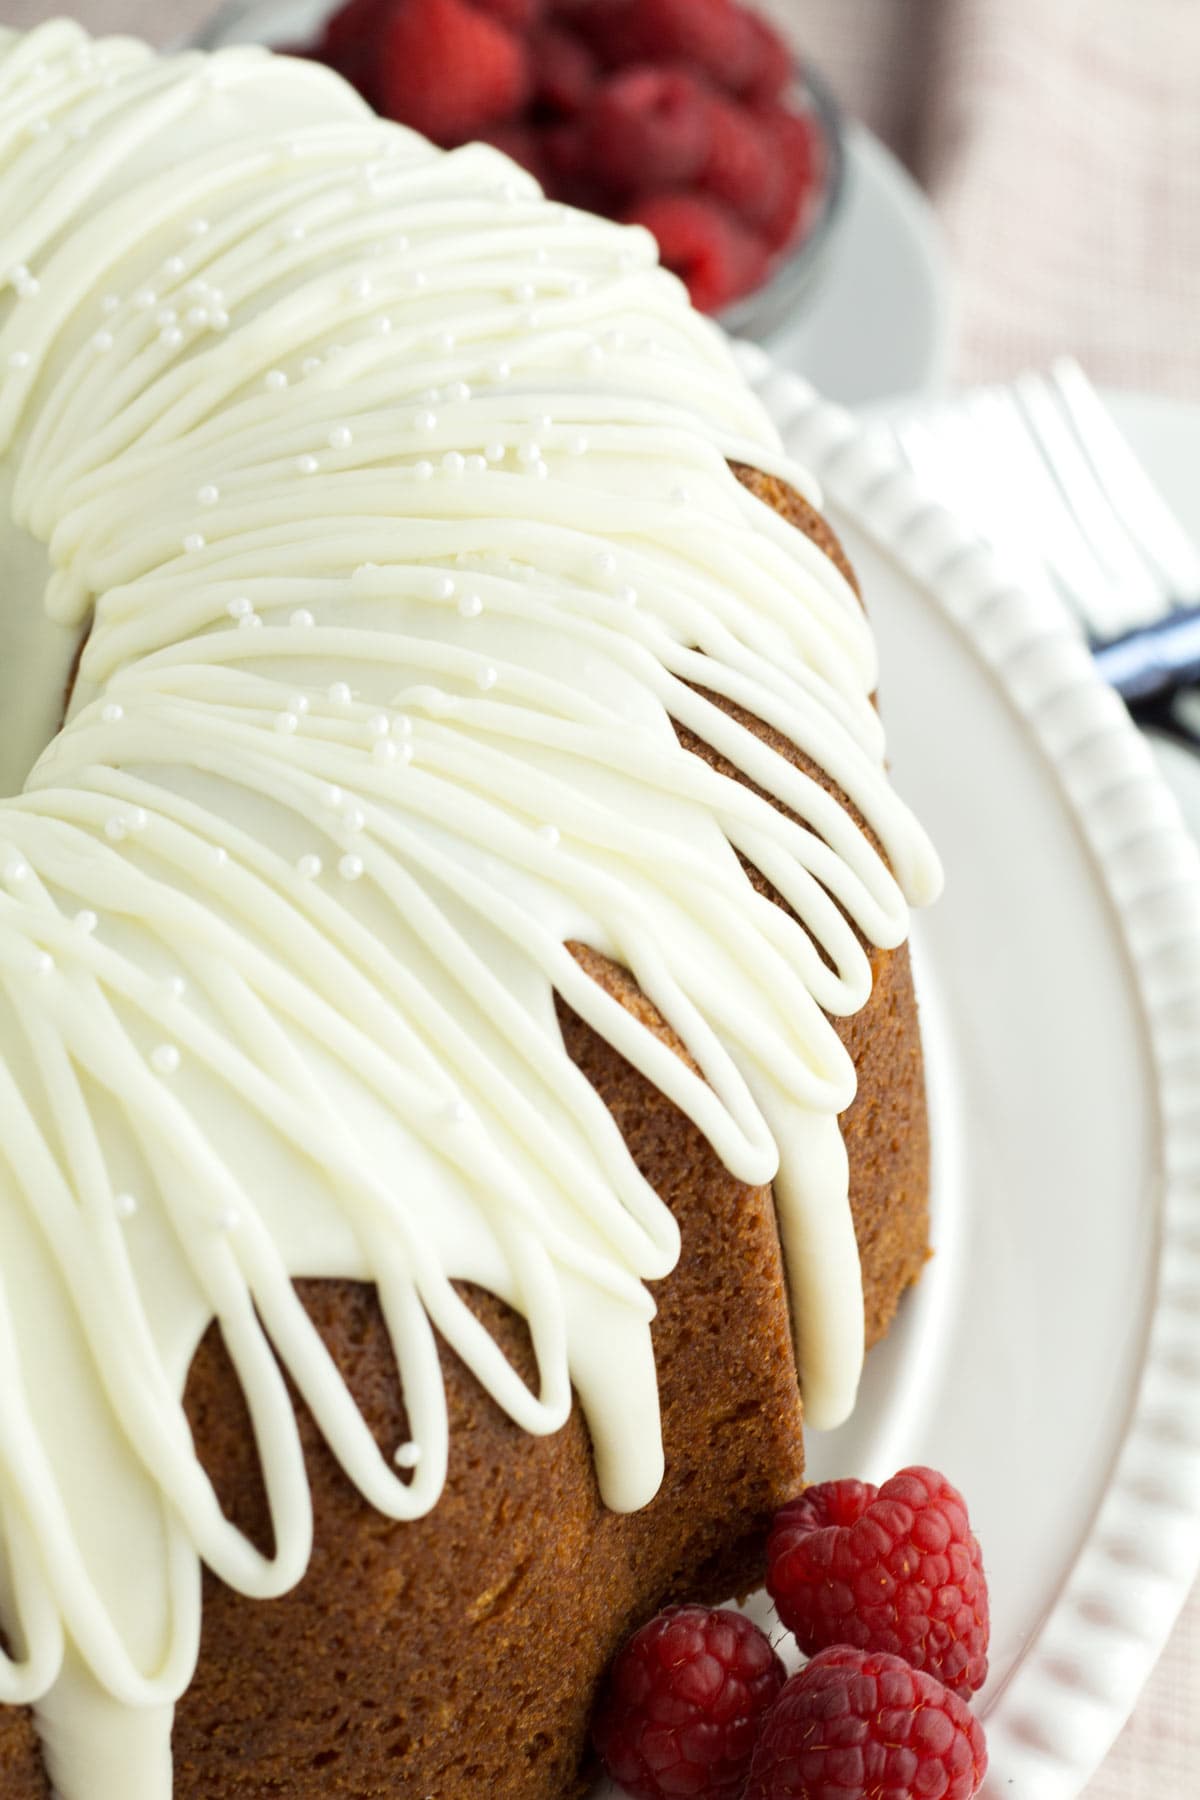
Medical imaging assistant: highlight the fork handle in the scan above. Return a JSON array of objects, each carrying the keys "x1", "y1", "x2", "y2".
[
  {"x1": 1130, "y1": 689, "x2": 1200, "y2": 756},
  {"x1": 1093, "y1": 604, "x2": 1200, "y2": 703}
]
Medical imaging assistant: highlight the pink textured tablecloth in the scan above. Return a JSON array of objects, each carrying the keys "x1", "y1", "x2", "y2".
[{"x1": 6, "y1": 3, "x2": 1200, "y2": 1795}]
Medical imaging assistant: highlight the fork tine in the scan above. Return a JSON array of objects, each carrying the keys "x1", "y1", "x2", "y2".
[
  {"x1": 962, "y1": 386, "x2": 1133, "y2": 638},
  {"x1": 1014, "y1": 370, "x2": 1168, "y2": 629},
  {"x1": 1049, "y1": 358, "x2": 1200, "y2": 601}
]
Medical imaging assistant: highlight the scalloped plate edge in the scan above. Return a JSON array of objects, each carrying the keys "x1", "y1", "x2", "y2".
[{"x1": 740, "y1": 347, "x2": 1200, "y2": 1800}]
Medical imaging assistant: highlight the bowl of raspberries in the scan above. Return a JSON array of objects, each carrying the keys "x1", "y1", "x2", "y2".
[{"x1": 196, "y1": 0, "x2": 845, "y2": 331}]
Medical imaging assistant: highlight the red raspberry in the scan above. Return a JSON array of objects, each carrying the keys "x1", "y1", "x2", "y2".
[
  {"x1": 745, "y1": 1646, "x2": 988, "y2": 1800},
  {"x1": 531, "y1": 24, "x2": 599, "y2": 116},
  {"x1": 753, "y1": 104, "x2": 823, "y2": 248},
  {"x1": 375, "y1": 0, "x2": 531, "y2": 144},
  {"x1": 592, "y1": 1604, "x2": 786, "y2": 1800},
  {"x1": 472, "y1": 0, "x2": 544, "y2": 31},
  {"x1": 736, "y1": 12, "x2": 794, "y2": 105},
  {"x1": 767, "y1": 1468, "x2": 990, "y2": 1701},
  {"x1": 321, "y1": 0, "x2": 392, "y2": 56},
  {"x1": 624, "y1": 191, "x2": 769, "y2": 314},
  {"x1": 479, "y1": 121, "x2": 549, "y2": 185},
  {"x1": 579, "y1": 67, "x2": 711, "y2": 193},
  {"x1": 577, "y1": 0, "x2": 757, "y2": 90},
  {"x1": 701, "y1": 96, "x2": 786, "y2": 229}
]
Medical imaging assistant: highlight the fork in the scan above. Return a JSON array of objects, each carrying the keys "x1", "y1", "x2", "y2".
[{"x1": 884, "y1": 358, "x2": 1200, "y2": 749}]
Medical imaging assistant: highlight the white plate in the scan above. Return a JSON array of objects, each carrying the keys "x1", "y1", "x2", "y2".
[
  {"x1": 599, "y1": 364, "x2": 1200, "y2": 1800},
  {"x1": 772, "y1": 125, "x2": 955, "y2": 408}
]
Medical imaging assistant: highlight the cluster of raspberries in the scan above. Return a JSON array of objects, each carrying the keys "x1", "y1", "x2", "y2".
[
  {"x1": 298, "y1": 0, "x2": 825, "y2": 313},
  {"x1": 592, "y1": 1466, "x2": 991, "y2": 1800}
]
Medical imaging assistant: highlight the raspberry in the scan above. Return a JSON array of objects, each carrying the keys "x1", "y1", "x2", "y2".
[
  {"x1": 579, "y1": 67, "x2": 711, "y2": 193},
  {"x1": 624, "y1": 191, "x2": 769, "y2": 314},
  {"x1": 701, "y1": 96, "x2": 786, "y2": 229},
  {"x1": 745, "y1": 1647, "x2": 988, "y2": 1800},
  {"x1": 479, "y1": 122, "x2": 549, "y2": 186},
  {"x1": 578, "y1": 0, "x2": 757, "y2": 90},
  {"x1": 321, "y1": 0, "x2": 392, "y2": 56},
  {"x1": 592, "y1": 1604, "x2": 786, "y2": 1800},
  {"x1": 767, "y1": 1468, "x2": 990, "y2": 1701},
  {"x1": 531, "y1": 25, "x2": 599, "y2": 116},
  {"x1": 472, "y1": 0, "x2": 544, "y2": 31},
  {"x1": 753, "y1": 104, "x2": 823, "y2": 248},
  {"x1": 375, "y1": 0, "x2": 531, "y2": 144},
  {"x1": 736, "y1": 12, "x2": 794, "y2": 105}
]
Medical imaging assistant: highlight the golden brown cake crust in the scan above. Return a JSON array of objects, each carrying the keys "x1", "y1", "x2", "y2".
[{"x1": 0, "y1": 475, "x2": 929, "y2": 1800}]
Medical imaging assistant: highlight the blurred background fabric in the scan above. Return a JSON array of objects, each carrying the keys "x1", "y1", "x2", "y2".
[
  {"x1": 759, "y1": 0, "x2": 1200, "y2": 398},
  {"x1": 5, "y1": 2, "x2": 1200, "y2": 1796}
]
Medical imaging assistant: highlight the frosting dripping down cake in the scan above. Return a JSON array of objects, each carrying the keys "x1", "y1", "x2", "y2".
[{"x1": 0, "y1": 19, "x2": 941, "y2": 1800}]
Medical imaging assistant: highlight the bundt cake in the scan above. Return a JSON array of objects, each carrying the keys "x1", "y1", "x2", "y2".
[{"x1": 0, "y1": 20, "x2": 941, "y2": 1800}]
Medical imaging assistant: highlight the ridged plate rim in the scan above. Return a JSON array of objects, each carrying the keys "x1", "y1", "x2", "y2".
[{"x1": 742, "y1": 345, "x2": 1200, "y2": 1800}]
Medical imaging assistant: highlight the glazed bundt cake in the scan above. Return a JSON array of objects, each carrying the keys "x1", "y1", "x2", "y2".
[{"x1": 0, "y1": 20, "x2": 941, "y2": 1800}]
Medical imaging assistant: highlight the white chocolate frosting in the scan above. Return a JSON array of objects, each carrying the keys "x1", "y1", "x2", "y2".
[{"x1": 0, "y1": 20, "x2": 941, "y2": 1799}]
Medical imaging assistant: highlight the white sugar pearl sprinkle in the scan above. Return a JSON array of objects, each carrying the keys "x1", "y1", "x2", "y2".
[
  {"x1": 290, "y1": 608, "x2": 315, "y2": 628},
  {"x1": 164, "y1": 256, "x2": 186, "y2": 277},
  {"x1": 92, "y1": 331, "x2": 114, "y2": 353},
  {"x1": 338, "y1": 854, "x2": 364, "y2": 882},
  {"x1": 475, "y1": 666, "x2": 498, "y2": 691},
  {"x1": 324, "y1": 784, "x2": 344, "y2": 808},
  {"x1": 114, "y1": 1193, "x2": 139, "y2": 1220},
  {"x1": 329, "y1": 425, "x2": 354, "y2": 450},
  {"x1": 197, "y1": 483, "x2": 220, "y2": 505},
  {"x1": 274, "y1": 711, "x2": 299, "y2": 734},
  {"x1": 296, "y1": 454, "x2": 319, "y2": 475},
  {"x1": 342, "y1": 804, "x2": 366, "y2": 833},
  {"x1": 160, "y1": 327, "x2": 184, "y2": 350},
  {"x1": 150, "y1": 1044, "x2": 181, "y2": 1076},
  {"x1": 569, "y1": 434, "x2": 590, "y2": 456},
  {"x1": 618, "y1": 585, "x2": 639, "y2": 606},
  {"x1": 328, "y1": 682, "x2": 352, "y2": 705},
  {"x1": 213, "y1": 847, "x2": 229, "y2": 866},
  {"x1": 297, "y1": 853, "x2": 323, "y2": 879},
  {"x1": 74, "y1": 909, "x2": 97, "y2": 931},
  {"x1": 227, "y1": 597, "x2": 252, "y2": 619},
  {"x1": 414, "y1": 409, "x2": 438, "y2": 432},
  {"x1": 432, "y1": 575, "x2": 456, "y2": 601},
  {"x1": 238, "y1": 612, "x2": 263, "y2": 629},
  {"x1": 101, "y1": 702, "x2": 124, "y2": 723},
  {"x1": 442, "y1": 451, "x2": 465, "y2": 475},
  {"x1": 104, "y1": 817, "x2": 127, "y2": 842},
  {"x1": 265, "y1": 369, "x2": 289, "y2": 391},
  {"x1": 393, "y1": 1442, "x2": 421, "y2": 1469},
  {"x1": 372, "y1": 738, "x2": 398, "y2": 764},
  {"x1": 517, "y1": 442, "x2": 542, "y2": 465},
  {"x1": 413, "y1": 460, "x2": 434, "y2": 480},
  {"x1": 458, "y1": 593, "x2": 483, "y2": 619},
  {"x1": 183, "y1": 533, "x2": 206, "y2": 553},
  {"x1": 465, "y1": 454, "x2": 487, "y2": 474},
  {"x1": 32, "y1": 952, "x2": 54, "y2": 976},
  {"x1": 288, "y1": 694, "x2": 311, "y2": 716},
  {"x1": 367, "y1": 713, "x2": 390, "y2": 738},
  {"x1": 166, "y1": 976, "x2": 188, "y2": 999},
  {"x1": 593, "y1": 551, "x2": 617, "y2": 578},
  {"x1": 537, "y1": 824, "x2": 561, "y2": 847},
  {"x1": 7, "y1": 350, "x2": 31, "y2": 371}
]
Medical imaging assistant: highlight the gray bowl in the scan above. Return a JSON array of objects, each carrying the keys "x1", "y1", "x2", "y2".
[{"x1": 194, "y1": 0, "x2": 847, "y2": 345}]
